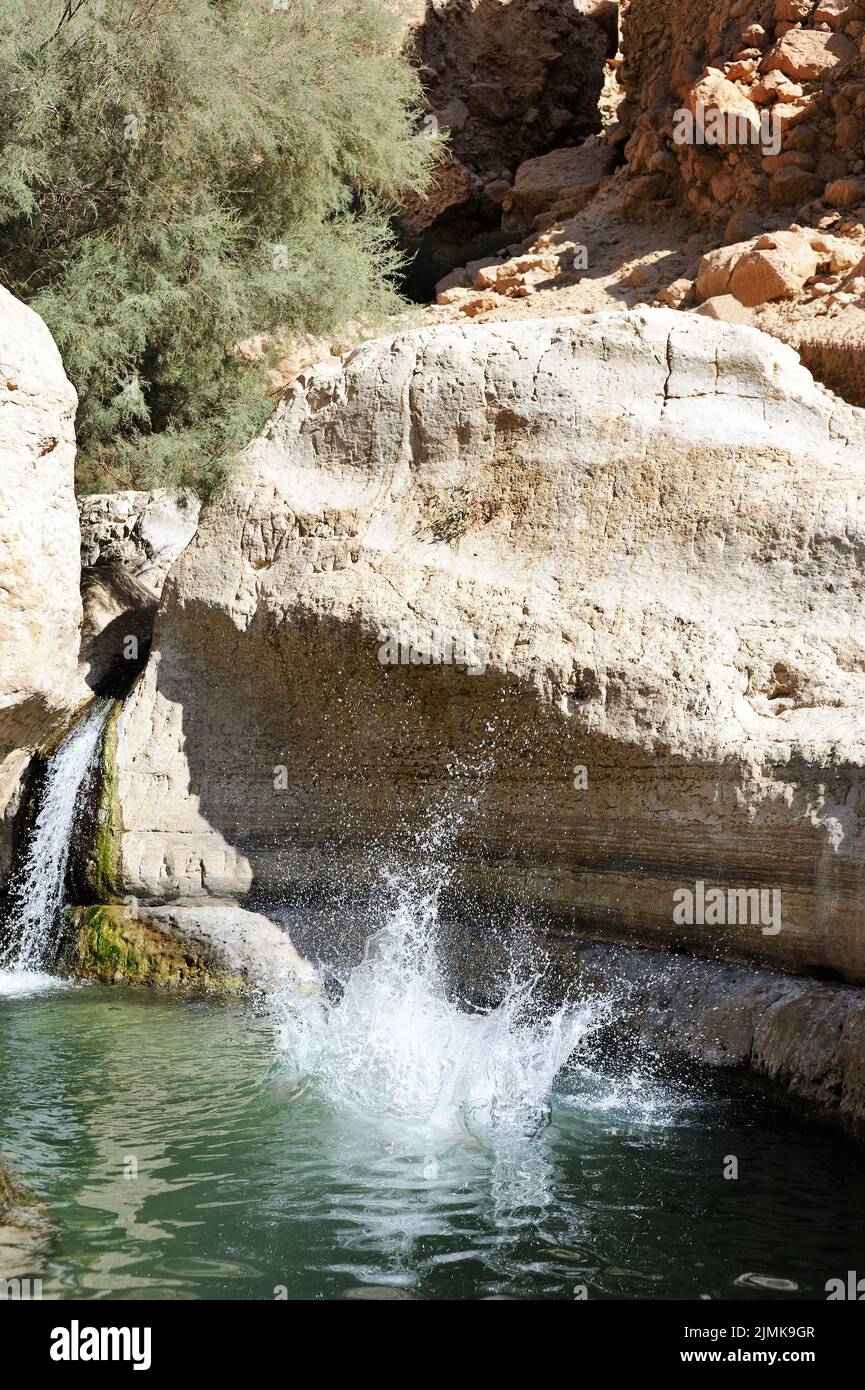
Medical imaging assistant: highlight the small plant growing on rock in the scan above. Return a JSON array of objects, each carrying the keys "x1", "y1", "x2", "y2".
[{"x1": 428, "y1": 484, "x2": 486, "y2": 543}]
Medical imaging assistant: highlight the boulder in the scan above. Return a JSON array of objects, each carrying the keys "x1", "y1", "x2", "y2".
[
  {"x1": 774, "y1": 0, "x2": 814, "y2": 19},
  {"x1": 762, "y1": 29, "x2": 857, "y2": 82},
  {"x1": 813, "y1": 0, "x2": 864, "y2": 25},
  {"x1": 109, "y1": 311, "x2": 865, "y2": 985},
  {"x1": 399, "y1": 158, "x2": 478, "y2": 238},
  {"x1": 825, "y1": 176, "x2": 865, "y2": 207},
  {"x1": 0, "y1": 287, "x2": 81, "y2": 894},
  {"x1": 690, "y1": 70, "x2": 762, "y2": 145},
  {"x1": 57, "y1": 901, "x2": 319, "y2": 993},
  {"x1": 504, "y1": 140, "x2": 618, "y2": 233},
  {"x1": 769, "y1": 167, "x2": 825, "y2": 208},
  {"x1": 695, "y1": 228, "x2": 844, "y2": 306},
  {"x1": 694, "y1": 294, "x2": 753, "y2": 323}
]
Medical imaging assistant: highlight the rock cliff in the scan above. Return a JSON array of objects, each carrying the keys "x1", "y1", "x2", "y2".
[
  {"x1": 0, "y1": 287, "x2": 81, "y2": 894},
  {"x1": 111, "y1": 310, "x2": 865, "y2": 984}
]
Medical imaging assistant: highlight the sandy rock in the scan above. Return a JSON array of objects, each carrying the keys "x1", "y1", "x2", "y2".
[
  {"x1": 657, "y1": 277, "x2": 696, "y2": 308},
  {"x1": 690, "y1": 69, "x2": 762, "y2": 144},
  {"x1": 825, "y1": 175, "x2": 865, "y2": 205},
  {"x1": 775, "y1": 303, "x2": 865, "y2": 406},
  {"x1": 79, "y1": 564, "x2": 158, "y2": 696},
  {"x1": 694, "y1": 294, "x2": 753, "y2": 323},
  {"x1": 566, "y1": 939, "x2": 865, "y2": 1140},
  {"x1": 466, "y1": 82, "x2": 509, "y2": 122},
  {"x1": 620, "y1": 1, "x2": 860, "y2": 228},
  {"x1": 770, "y1": 166, "x2": 825, "y2": 207},
  {"x1": 110, "y1": 311, "x2": 865, "y2": 985},
  {"x1": 813, "y1": 0, "x2": 864, "y2": 24},
  {"x1": 431, "y1": 98, "x2": 469, "y2": 134},
  {"x1": 460, "y1": 293, "x2": 501, "y2": 316},
  {"x1": 752, "y1": 69, "x2": 806, "y2": 103},
  {"x1": 399, "y1": 157, "x2": 478, "y2": 238},
  {"x1": 58, "y1": 901, "x2": 319, "y2": 993},
  {"x1": 731, "y1": 245, "x2": 819, "y2": 304},
  {"x1": 762, "y1": 29, "x2": 857, "y2": 81},
  {"x1": 775, "y1": 0, "x2": 815, "y2": 19},
  {"x1": 0, "y1": 287, "x2": 81, "y2": 895},
  {"x1": 697, "y1": 229, "x2": 826, "y2": 305},
  {"x1": 79, "y1": 490, "x2": 200, "y2": 599},
  {"x1": 505, "y1": 139, "x2": 618, "y2": 232}
]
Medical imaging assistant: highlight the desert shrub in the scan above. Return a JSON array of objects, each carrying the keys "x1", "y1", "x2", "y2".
[{"x1": 0, "y1": 0, "x2": 436, "y2": 493}]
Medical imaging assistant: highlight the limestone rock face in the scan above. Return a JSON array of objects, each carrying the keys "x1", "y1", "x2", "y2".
[
  {"x1": 78, "y1": 489, "x2": 200, "y2": 599},
  {"x1": 0, "y1": 286, "x2": 81, "y2": 891},
  {"x1": 114, "y1": 310, "x2": 865, "y2": 982},
  {"x1": 560, "y1": 938, "x2": 865, "y2": 1140},
  {"x1": 77, "y1": 490, "x2": 200, "y2": 695}
]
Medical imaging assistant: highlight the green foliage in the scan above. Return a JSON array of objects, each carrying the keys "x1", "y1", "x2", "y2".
[{"x1": 0, "y1": 0, "x2": 436, "y2": 494}]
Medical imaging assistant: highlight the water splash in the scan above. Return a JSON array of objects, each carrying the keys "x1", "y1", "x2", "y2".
[
  {"x1": 0, "y1": 699, "x2": 111, "y2": 975},
  {"x1": 274, "y1": 840, "x2": 603, "y2": 1143}
]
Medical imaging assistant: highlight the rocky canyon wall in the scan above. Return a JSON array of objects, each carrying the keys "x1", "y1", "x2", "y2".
[
  {"x1": 110, "y1": 311, "x2": 865, "y2": 985},
  {"x1": 620, "y1": 0, "x2": 865, "y2": 227}
]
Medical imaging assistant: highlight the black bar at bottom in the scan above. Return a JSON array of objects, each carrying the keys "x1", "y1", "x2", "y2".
[{"x1": 1, "y1": 1296, "x2": 861, "y2": 1375}]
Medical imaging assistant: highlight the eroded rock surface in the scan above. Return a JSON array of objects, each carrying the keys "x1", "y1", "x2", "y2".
[
  {"x1": 0, "y1": 287, "x2": 81, "y2": 895},
  {"x1": 111, "y1": 310, "x2": 865, "y2": 984},
  {"x1": 78, "y1": 490, "x2": 200, "y2": 599}
]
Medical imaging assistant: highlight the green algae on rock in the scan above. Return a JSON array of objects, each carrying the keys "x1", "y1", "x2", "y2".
[{"x1": 57, "y1": 901, "x2": 319, "y2": 995}]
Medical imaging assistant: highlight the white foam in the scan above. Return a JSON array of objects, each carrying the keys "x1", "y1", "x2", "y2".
[
  {"x1": 274, "y1": 851, "x2": 602, "y2": 1142},
  {"x1": 0, "y1": 969, "x2": 73, "y2": 998}
]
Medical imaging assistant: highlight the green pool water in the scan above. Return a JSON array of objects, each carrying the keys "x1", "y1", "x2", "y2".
[{"x1": 1, "y1": 978, "x2": 864, "y2": 1301}]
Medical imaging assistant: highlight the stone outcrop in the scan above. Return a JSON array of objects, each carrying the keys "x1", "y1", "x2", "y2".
[
  {"x1": 78, "y1": 489, "x2": 200, "y2": 599},
  {"x1": 502, "y1": 138, "x2": 619, "y2": 233},
  {"x1": 396, "y1": 0, "x2": 618, "y2": 293},
  {"x1": 108, "y1": 311, "x2": 865, "y2": 988},
  {"x1": 57, "y1": 901, "x2": 319, "y2": 993},
  {"x1": 558, "y1": 937, "x2": 865, "y2": 1140},
  {"x1": 77, "y1": 490, "x2": 199, "y2": 695},
  {"x1": 78, "y1": 564, "x2": 158, "y2": 695},
  {"x1": 620, "y1": 0, "x2": 865, "y2": 227},
  {"x1": 0, "y1": 286, "x2": 81, "y2": 895},
  {"x1": 410, "y1": 0, "x2": 616, "y2": 213}
]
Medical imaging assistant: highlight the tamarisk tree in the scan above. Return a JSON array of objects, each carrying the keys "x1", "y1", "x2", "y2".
[{"x1": 0, "y1": 0, "x2": 434, "y2": 492}]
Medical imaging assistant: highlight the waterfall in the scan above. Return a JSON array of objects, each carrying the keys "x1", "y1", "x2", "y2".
[{"x1": 0, "y1": 699, "x2": 111, "y2": 978}]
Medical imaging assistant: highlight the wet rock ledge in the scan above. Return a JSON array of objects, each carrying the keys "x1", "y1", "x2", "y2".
[{"x1": 562, "y1": 937, "x2": 865, "y2": 1142}]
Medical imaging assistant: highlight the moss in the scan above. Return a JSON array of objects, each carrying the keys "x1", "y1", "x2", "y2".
[
  {"x1": 79, "y1": 906, "x2": 145, "y2": 980},
  {"x1": 0, "y1": 1157, "x2": 15, "y2": 1217},
  {"x1": 60, "y1": 905, "x2": 246, "y2": 994},
  {"x1": 88, "y1": 704, "x2": 122, "y2": 902}
]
